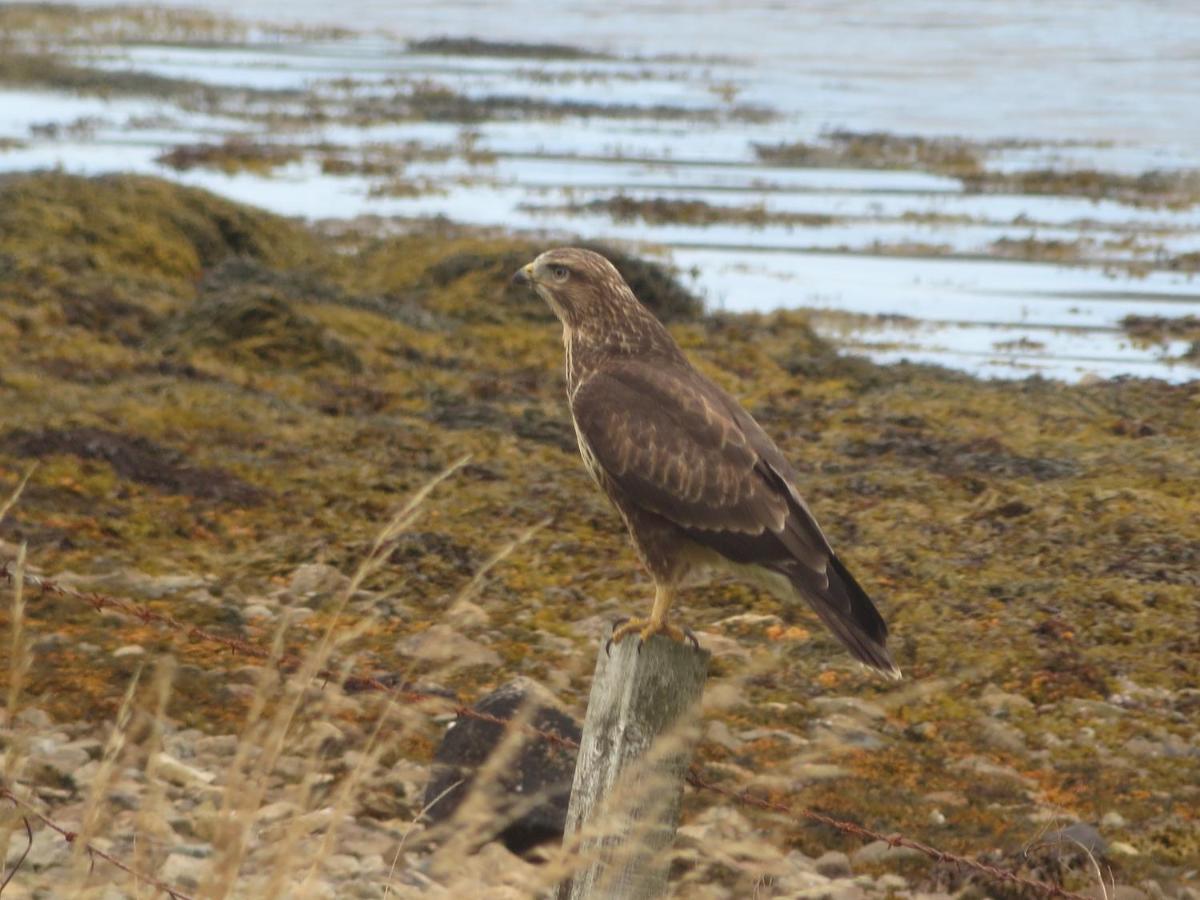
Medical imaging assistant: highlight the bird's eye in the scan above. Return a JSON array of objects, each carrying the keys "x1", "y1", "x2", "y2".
[{"x1": 551, "y1": 265, "x2": 570, "y2": 282}]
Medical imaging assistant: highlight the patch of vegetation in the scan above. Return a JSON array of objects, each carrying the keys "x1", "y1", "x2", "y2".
[
  {"x1": 409, "y1": 36, "x2": 609, "y2": 61},
  {"x1": 2, "y1": 427, "x2": 264, "y2": 504},
  {"x1": 1167, "y1": 250, "x2": 1200, "y2": 272},
  {"x1": 524, "y1": 194, "x2": 835, "y2": 228},
  {"x1": 753, "y1": 130, "x2": 1200, "y2": 208},
  {"x1": 156, "y1": 139, "x2": 303, "y2": 174},
  {"x1": 0, "y1": 2, "x2": 345, "y2": 45},
  {"x1": 0, "y1": 50, "x2": 224, "y2": 99},
  {"x1": 346, "y1": 83, "x2": 772, "y2": 125},
  {"x1": 754, "y1": 130, "x2": 984, "y2": 176},
  {"x1": 988, "y1": 235, "x2": 1085, "y2": 264},
  {"x1": 963, "y1": 168, "x2": 1200, "y2": 209},
  {"x1": 1120, "y1": 314, "x2": 1200, "y2": 346},
  {"x1": 158, "y1": 264, "x2": 363, "y2": 373}
]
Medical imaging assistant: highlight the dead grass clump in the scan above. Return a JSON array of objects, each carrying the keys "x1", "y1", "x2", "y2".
[{"x1": 157, "y1": 139, "x2": 303, "y2": 175}]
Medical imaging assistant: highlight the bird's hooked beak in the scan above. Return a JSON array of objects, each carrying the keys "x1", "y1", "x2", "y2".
[{"x1": 511, "y1": 263, "x2": 535, "y2": 288}]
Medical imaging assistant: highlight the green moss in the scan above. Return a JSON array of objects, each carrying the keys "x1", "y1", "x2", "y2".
[{"x1": 0, "y1": 171, "x2": 320, "y2": 286}]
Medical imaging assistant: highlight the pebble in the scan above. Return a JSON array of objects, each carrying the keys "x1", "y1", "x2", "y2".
[
  {"x1": 160, "y1": 852, "x2": 208, "y2": 890},
  {"x1": 287, "y1": 562, "x2": 351, "y2": 599},
  {"x1": 1045, "y1": 822, "x2": 1108, "y2": 856},
  {"x1": 29, "y1": 743, "x2": 92, "y2": 788},
  {"x1": 155, "y1": 752, "x2": 218, "y2": 788},
  {"x1": 851, "y1": 839, "x2": 922, "y2": 866},
  {"x1": 814, "y1": 849, "x2": 853, "y2": 878},
  {"x1": 980, "y1": 685, "x2": 1035, "y2": 715},
  {"x1": 396, "y1": 624, "x2": 501, "y2": 668}
]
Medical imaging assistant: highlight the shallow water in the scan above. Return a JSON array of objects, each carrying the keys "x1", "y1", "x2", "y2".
[{"x1": 3, "y1": 1, "x2": 1199, "y2": 380}]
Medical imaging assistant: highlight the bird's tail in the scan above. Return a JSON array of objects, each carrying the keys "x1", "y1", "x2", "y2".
[{"x1": 773, "y1": 554, "x2": 901, "y2": 679}]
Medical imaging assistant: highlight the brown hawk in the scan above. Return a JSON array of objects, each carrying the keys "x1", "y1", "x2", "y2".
[{"x1": 512, "y1": 247, "x2": 899, "y2": 678}]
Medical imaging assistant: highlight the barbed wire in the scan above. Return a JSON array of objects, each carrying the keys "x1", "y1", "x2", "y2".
[
  {"x1": 0, "y1": 783, "x2": 195, "y2": 900},
  {"x1": 2, "y1": 562, "x2": 1090, "y2": 900}
]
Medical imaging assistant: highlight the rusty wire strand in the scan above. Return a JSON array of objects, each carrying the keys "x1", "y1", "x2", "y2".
[
  {"x1": 0, "y1": 785, "x2": 192, "y2": 900},
  {"x1": 0, "y1": 810, "x2": 32, "y2": 897},
  {"x1": 2, "y1": 562, "x2": 1089, "y2": 900}
]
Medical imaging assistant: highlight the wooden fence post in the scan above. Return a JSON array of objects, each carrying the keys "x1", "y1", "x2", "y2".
[{"x1": 558, "y1": 632, "x2": 711, "y2": 900}]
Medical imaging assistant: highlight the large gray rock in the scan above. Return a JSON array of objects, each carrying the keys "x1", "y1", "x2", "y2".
[{"x1": 423, "y1": 679, "x2": 580, "y2": 855}]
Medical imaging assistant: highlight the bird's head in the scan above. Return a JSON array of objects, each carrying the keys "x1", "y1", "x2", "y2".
[{"x1": 511, "y1": 247, "x2": 634, "y2": 328}]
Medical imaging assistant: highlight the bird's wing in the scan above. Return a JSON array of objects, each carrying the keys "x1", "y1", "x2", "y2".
[
  {"x1": 571, "y1": 358, "x2": 896, "y2": 676},
  {"x1": 569, "y1": 359, "x2": 830, "y2": 575}
]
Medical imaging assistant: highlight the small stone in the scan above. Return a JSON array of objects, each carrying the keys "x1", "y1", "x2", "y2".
[
  {"x1": 979, "y1": 717, "x2": 1027, "y2": 754},
  {"x1": 161, "y1": 852, "x2": 208, "y2": 890},
  {"x1": 1045, "y1": 822, "x2": 1108, "y2": 857},
  {"x1": 706, "y1": 719, "x2": 743, "y2": 751},
  {"x1": 323, "y1": 853, "x2": 360, "y2": 878},
  {"x1": 155, "y1": 752, "x2": 217, "y2": 789},
  {"x1": 980, "y1": 685, "x2": 1034, "y2": 715},
  {"x1": 877, "y1": 873, "x2": 908, "y2": 890},
  {"x1": 30, "y1": 743, "x2": 92, "y2": 789},
  {"x1": 113, "y1": 644, "x2": 145, "y2": 657},
  {"x1": 9, "y1": 827, "x2": 69, "y2": 870},
  {"x1": 851, "y1": 839, "x2": 922, "y2": 866},
  {"x1": 192, "y1": 734, "x2": 239, "y2": 757},
  {"x1": 814, "y1": 850, "x2": 852, "y2": 878},
  {"x1": 1110, "y1": 841, "x2": 1140, "y2": 856},
  {"x1": 171, "y1": 843, "x2": 213, "y2": 858},
  {"x1": 397, "y1": 624, "x2": 501, "y2": 668},
  {"x1": 906, "y1": 721, "x2": 938, "y2": 741},
  {"x1": 792, "y1": 883, "x2": 865, "y2": 900},
  {"x1": 928, "y1": 809, "x2": 947, "y2": 826},
  {"x1": 255, "y1": 800, "x2": 298, "y2": 825},
  {"x1": 811, "y1": 697, "x2": 888, "y2": 721},
  {"x1": 15, "y1": 708, "x2": 51, "y2": 730},
  {"x1": 288, "y1": 562, "x2": 350, "y2": 597},
  {"x1": 447, "y1": 598, "x2": 489, "y2": 627},
  {"x1": 1101, "y1": 811, "x2": 1128, "y2": 829},
  {"x1": 1122, "y1": 736, "x2": 1163, "y2": 757},
  {"x1": 948, "y1": 755, "x2": 1034, "y2": 786},
  {"x1": 242, "y1": 603, "x2": 274, "y2": 620},
  {"x1": 692, "y1": 630, "x2": 750, "y2": 661}
]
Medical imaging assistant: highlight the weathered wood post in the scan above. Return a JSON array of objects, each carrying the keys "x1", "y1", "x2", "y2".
[{"x1": 558, "y1": 632, "x2": 711, "y2": 900}]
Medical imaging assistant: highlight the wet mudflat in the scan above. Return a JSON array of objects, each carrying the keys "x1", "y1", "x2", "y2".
[{"x1": 2, "y1": 2, "x2": 1198, "y2": 380}]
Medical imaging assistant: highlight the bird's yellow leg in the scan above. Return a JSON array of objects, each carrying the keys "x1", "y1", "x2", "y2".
[{"x1": 610, "y1": 585, "x2": 693, "y2": 645}]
